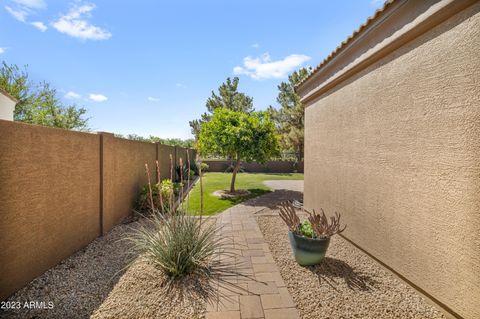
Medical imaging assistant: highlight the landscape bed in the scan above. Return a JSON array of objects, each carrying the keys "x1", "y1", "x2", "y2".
[
  {"x1": 0, "y1": 218, "x2": 217, "y2": 319},
  {"x1": 256, "y1": 211, "x2": 446, "y2": 319}
]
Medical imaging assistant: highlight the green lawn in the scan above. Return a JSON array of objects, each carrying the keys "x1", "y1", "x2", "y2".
[{"x1": 184, "y1": 172, "x2": 303, "y2": 216}]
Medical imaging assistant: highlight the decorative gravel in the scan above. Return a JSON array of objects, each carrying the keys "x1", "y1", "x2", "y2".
[
  {"x1": 256, "y1": 212, "x2": 446, "y2": 319},
  {"x1": 0, "y1": 218, "x2": 214, "y2": 319},
  {"x1": 90, "y1": 259, "x2": 210, "y2": 319}
]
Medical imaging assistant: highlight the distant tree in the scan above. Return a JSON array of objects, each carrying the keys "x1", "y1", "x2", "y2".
[
  {"x1": 0, "y1": 62, "x2": 89, "y2": 131},
  {"x1": 189, "y1": 77, "x2": 253, "y2": 139},
  {"x1": 198, "y1": 108, "x2": 279, "y2": 193},
  {"x1": 118, "y1": 133, "x2": 195, "y2": 148},
  {"x1": 268, "y1": 67, "x2": 311, "y2": 162}
]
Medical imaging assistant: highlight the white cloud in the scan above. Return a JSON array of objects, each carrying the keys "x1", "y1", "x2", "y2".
[
  {"x1": 89, "y1": 93, "x2": 108, "y2": 102},
  {"x1": 147, "y1": 97, "x2": 160, "y2": 102},
  {"x1": 233, "y1": 53, "x2": 311, "y2": 80},
  {"x1": 51, "y1": 3, "x2": 112, "y2": 41},
  {"x1": 30, "y1": 21, "x2": 47, "y2": 31},
  {"x1": 175, "y1": 83, "x2": 187, "y2": 88},
  {"x1": 5, "y1": 2, "x2": 48, "y2": 32},
  {"x1": 5, "y1": 6, "x2": 27, "y2": 22},
  {"x1": 0, "y1": 48, "x2": 5, "y2": 54},
  {"x1": 251, "y1": 43, "x2": 260, "y2": 49},
  {"x1": 13, "y1": 0, "x2": 46, "y2": 9},
  {"x1": 64, "y1": 91, "x2": 81, "y2": 99}
]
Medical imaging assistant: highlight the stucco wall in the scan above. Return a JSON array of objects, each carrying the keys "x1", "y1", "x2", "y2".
[
  {"x1": 0, "y1": 120, "x2": 196, "y2": 300},
  {"x1": 101, "y1": 134, "x2": 157, "y2": 233},
  {"x1": 303, "y1": 3, "x2": 479, "y2": 319},
  {"x1": 0, "y1": 120, "x2": 101, "y2": 301},
  {"x1": 158, "y1": 144, "x2": 176, "y2": 180},
  {"x1": 204, "y1": 160, "x2": 304, "y2": 173}
]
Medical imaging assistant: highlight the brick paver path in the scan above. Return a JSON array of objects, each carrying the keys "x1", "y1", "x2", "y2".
[{"x1": 206, "y1": 181, "x2": 303, "y2": 319}]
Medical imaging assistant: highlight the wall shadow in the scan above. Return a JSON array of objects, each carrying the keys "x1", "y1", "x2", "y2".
[{"x1": 242, "y1": 189, "x2": 303, "y2": 209}]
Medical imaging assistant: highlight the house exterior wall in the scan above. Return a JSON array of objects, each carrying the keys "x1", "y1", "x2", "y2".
[
  {"x1": 0, "y1": 90, "x2": 16, "y2": 121},
  {"x1": 300, "y1": 1, "x2": 480, "y2": 318}
]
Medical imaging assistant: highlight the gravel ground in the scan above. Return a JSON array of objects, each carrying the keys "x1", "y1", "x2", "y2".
[
  {"x1": 256, "y1": 212, "x2": 446, "y2": 319},
  {"x1": 0, "y1": 218, "x2": 215, "y2": 319},
  {"x1": 1, "y1": 223, "x2": 135, "y2": 319},
  {"x1": 90, "y1": 258, "x2": 210, "y2": 319}
]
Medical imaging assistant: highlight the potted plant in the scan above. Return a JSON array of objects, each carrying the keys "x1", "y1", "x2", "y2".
[{"x1": 279, "y1": 201, "x2": 346, "y2": 266}]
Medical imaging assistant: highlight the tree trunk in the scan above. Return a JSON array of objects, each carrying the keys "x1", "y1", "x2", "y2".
[{"x1": 230, "y1": 159, "x2": 241, "y2": 193}]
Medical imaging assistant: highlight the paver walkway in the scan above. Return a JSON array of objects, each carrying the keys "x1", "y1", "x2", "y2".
[{"x1": 206, "y1": 181, "x2": 303, "y2": 319}]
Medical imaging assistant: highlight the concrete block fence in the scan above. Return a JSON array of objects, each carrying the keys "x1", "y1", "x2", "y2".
[
  {"x1": 0, "y1": 120, "x2": 196, "y2": 300},
  {"x1": 203, "y1": 160, "x2": 304, "y2": 173}
]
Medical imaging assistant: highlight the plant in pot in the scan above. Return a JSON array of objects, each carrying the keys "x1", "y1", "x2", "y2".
[{"x1": 279, "y1": 201, "x2": 346, "y2": 266}]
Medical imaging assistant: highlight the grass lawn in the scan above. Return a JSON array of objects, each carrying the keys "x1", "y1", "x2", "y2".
[{"x1": 184, "y1": 172, "x2": 303, "y2": 216}]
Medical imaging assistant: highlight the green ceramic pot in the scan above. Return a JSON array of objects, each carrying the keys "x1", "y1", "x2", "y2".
[{"x1": 288, "y1": 231, "x2": 330, "y2": 266}]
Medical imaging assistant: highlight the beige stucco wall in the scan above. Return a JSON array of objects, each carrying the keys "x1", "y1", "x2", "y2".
[
  {"x1": 0, "y1": 120, "x2": 101, "y2": 300},
  {"x1": 303, "y1": 2, "x2": 479, "y2": 319},
  {"x1": 0, "y1": 121, "x2": 196, "y2": 300},
  {"x1": 101, "y1": 134, "x2": 158, "y2": 233}
]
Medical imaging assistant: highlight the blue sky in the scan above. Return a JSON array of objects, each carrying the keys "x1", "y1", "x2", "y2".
[{"x1": 1, "y1": 0, "x2": 384, "y2": 138}]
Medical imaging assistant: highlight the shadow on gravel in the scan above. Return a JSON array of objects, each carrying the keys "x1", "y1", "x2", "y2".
[
  {"x1": 307, "y1": 257, "x2": 379, "y2": 291},
  {"x1": 243, "y1": 189, "x2": 303, "y2": 209}
]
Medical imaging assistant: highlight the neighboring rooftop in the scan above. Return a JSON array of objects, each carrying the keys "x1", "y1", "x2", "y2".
[{"x1": 0, "y1": 87, "x2": 18, "y2": 103}]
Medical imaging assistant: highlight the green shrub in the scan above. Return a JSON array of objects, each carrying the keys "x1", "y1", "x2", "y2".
[
  {"x1": 200, "y1": 162, "x2": 209, "y2": 172},
  {"x1": 176, "y1": 162, "x2": 199, "y2": 181},
  {"x1": 136, "y1": 183, "x2": 160, "y2": 215},
  {"x1": 128, "y1": 211, "x2": 226, "y2": 281},
  {"x1": 136, "y1": 179, "x2": 177, "y2": 215},
  {"x1": 160, "y1": 179, "x2": 174, "y2": 200}
]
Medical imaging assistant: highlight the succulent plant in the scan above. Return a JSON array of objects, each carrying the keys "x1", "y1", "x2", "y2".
[{"x1": 279, "y1": 201, "x2": 346, "y2": 239}]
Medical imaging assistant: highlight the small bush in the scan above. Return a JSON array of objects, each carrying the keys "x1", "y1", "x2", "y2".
[
  {"x1": 176, "y1": 162, "x2": 199, "y2": 181},
  {"x1": 136, "y1": 179, "x2": 176, "y2": 215},
  {"x1": 129, "y1": 211, "x2": 226, "y2": 281},
  {"x1": 160, "y1": 179, "x2": 174, "y2": 200},
  {"x1": 136, "y1": 183, "x2": 160, "y2": 214},
  {"x1": 200, "y1": 162, "x2": 209, "y2": 172}
]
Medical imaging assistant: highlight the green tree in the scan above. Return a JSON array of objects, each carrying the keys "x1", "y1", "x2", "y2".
[
  {"x1": 198, "y1": 108, "x2": 280, "y2": 192},
  {"x1": 0, "y1": 62, "x2": 89, "y2": 131},
  {"x1": 189, "y1": 77, "x2": 253, "y2": 138},
  {"x1": 117, "y1": 133, "x2": 195, "y2": 147},
  {"x1": 268, "y1": 67, "x2": 311, "y2": 162}
]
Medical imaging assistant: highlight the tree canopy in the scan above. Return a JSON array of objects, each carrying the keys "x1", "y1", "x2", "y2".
[
  {"x1": 189, "y1": 77, "x2": 253, "y2": 138},
  {"x1": 116, "y1": 133, "x2": 195, "y2": 148},
  {"x1": 268, "y1": 67, "x2": 311, "y2": 161},
  {"x1": 198, "y1": 108, "x2": 279, "y2": 192},
  {"x1": 0, "y1": 62, "x2": 89, "y2": 131}
]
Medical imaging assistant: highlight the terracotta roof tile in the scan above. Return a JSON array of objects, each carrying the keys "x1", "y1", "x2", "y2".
[{"x1": 297, "y1": 0, "x2": 397, "y2": 88}]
